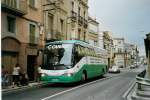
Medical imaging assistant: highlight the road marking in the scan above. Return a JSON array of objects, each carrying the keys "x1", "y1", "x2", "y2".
[
  {"x1": 122, "y1": 80, "x2": 136, "y2": 98},
  {"x1": 41, "y1": 76, "x2": 112, "y2": 100},
  {"x1": 41, "y1": 72, "x2": 128, "y2": 100}
]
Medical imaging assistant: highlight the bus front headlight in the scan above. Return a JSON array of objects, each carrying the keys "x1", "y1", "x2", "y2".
[
  {"x1": 41, "y1": 73, "x2": 45, "y2": 77},
  {"x1": 41, "y1": 73, "x2": 48, "y2": 77}
]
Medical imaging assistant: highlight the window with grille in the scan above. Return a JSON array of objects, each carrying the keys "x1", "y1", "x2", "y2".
[
  {"x1": 29, "y1": 24, "x2": 36, "y2": 43},
  {"x1": 7, "y1": 16, "x2": 16, "y2": 33}
]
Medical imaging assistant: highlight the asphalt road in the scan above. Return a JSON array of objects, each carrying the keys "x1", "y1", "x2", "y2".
[{"x1": 3, "y1": 68, "x2": 142, "y2": 100}]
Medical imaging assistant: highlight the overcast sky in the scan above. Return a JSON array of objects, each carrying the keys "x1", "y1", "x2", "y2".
[{"x1": 88, "y1": 0, "x2": 150, "y2": 56}]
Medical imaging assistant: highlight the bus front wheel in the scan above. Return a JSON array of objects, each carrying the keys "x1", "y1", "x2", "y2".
[{"x1": 81, "y1": 72, "x2": 87, "y2": 82}]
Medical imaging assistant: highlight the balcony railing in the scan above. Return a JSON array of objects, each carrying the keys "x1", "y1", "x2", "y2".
[
  {"x1": 84, "y1": 19, "x2": 88, "y2": 28},
  {"x1": 71, "y1": 11, "x2": 77, "y2": 21},
  {"x1": 1, "y1": 0, "x2": 27, "y2": 16},
  {"x1": 78, "y1": 15, "x2": 84, "y2": 25},
  {"x1": 135, "y1": 70, "x2": 150, "y2": 98},
  {"x1": 29, "y1": 35, "x2": 39, "y2": 46}
]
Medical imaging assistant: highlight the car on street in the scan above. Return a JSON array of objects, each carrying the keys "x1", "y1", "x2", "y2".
[
  {"x1": 130, "y1": 64, "x2": 137, "y2": 69},
  {"x1": 108, "y1": 65, "x2": 120, "y2": 73}
]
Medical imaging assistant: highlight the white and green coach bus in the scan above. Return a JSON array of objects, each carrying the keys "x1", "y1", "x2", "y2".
[{"x1": 40, "y1": 40, "x2": 108, "y2": 83}]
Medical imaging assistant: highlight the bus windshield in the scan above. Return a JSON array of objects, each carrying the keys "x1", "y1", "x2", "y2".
[{"x1": 43, "y1": 44, "x2": 73, "y2": 70}]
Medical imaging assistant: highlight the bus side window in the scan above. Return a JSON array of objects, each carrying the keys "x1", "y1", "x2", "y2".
[
  {"x1": 73, "y1": 45, "x2": 83, "y2": 66},
  {"x1": 58, "y1": 48, "x2": 65, "y2": 62},
  {"x1": 73, "y1": 46, "x2": 78, "y2": 65}
]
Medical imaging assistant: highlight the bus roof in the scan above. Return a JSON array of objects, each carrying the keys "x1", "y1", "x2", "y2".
[
  {"x1": 46, "y1": 40, "x2": 107, "y2": 52},
  {"x1": 46, "y1": 40, "x2": 88, "y2": 46}
]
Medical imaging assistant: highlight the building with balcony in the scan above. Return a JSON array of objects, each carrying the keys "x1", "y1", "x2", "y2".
[
  {"x1": 98, "y1": 32, "x2": 104, "y2": 49},
  {"x1": 68, "y1": 0, "x2": 88, "y2": 41},
  {"x1": 43, "y1": 0, "x2": 67, "y2": 42},
  {"x1": 43, "y1": 0, "x2": 88, "y2": 42},
  {"x1": 1, "y1": 0, "x2": 45, "y2": 81},
  {"x1": 124, "y1": 43, "x2": 139, "y2": 66},
  {"x1": 103, "y1": 31, "x2": 114, "y2": 68},
  {"x1": 88, "y1": 16, "x2": 99, "y2": 46},
  {"x1": 113, "y1": 38, "x2": 126, "y2": 67}
]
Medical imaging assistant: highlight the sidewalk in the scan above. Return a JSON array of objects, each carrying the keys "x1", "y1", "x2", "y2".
[
  {"x1": 2, "y1": 81, "x2": 49, "y2": 95},
  {"x1": 131, "y1": 85, "x2": 150, "y2": 100}
]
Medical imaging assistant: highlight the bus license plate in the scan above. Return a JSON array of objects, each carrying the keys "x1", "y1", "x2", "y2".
[{"x1": 52, "y1": 79, "x2": 58, "y2": 81}]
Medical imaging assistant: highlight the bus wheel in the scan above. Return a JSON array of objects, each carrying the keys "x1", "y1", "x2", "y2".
[
  {"x1": 81, "y1": 73, "x2": 86, "y2": 82},
  {"x1": 100, "y1": 69, "x2": 105, "y2": 78}
]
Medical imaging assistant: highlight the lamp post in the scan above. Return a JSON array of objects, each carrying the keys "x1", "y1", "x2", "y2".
[{"x1": 124, "y1": 49, "x2": 127, "y2": 68}]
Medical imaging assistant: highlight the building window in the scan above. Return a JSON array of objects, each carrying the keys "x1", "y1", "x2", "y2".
[
  {"x1": 84, "y1": 11, "x2": 86, "y2": 18},
  {"x1": 118, "y1": 41, "x2": 121, "y2": 44},
  {"x1": 29, "y1": 0, "x2": 35, "y2": 8},
  {"x1": 7, "y1": 16, "x2": 16, "y2": 33},
  {"x1": 78, "y1": 7, "x2": 80, "y2": 16},
  {"x1": 78, "y1": 29, "x2": 81, "y2": 40},
  {"x1": 29, "y1": 24, "x2": 36, "y2": 43},
  {"x1": 72, "y1": 1, "x2": 74, "y2": 11},
  {"x1": 83, "y1": 32, "x2": 86, "y2": 41},
  {"x1": 94, "y1": 41, "x2": 97, "y2": 46},
  {"x1": 60, "y1": 19, "x2": 64, "y2": 34},
  {"x1": 48, "y1": 15, "x2": 53, "y2": 34}
]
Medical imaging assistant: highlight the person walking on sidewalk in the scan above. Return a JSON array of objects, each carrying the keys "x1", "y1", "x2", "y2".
[
  {"x1": 20, "y1": 72, "x2": 28, "y2": 86},
  {"x1": 2, "y1": 65, "x2": 9, "y2": 88},
  {"x1": 12, "y1": 64, "x2": 21, "y2": 87},
  {"x1": 37, "y1": 65, "x2": 42, "y2": 82}
]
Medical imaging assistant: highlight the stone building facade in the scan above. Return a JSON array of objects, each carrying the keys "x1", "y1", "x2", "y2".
[
  {"x1": 43, "y1": 0, "x2": 88, "y2": 42},
  {"x1": 113, "y1": 38, "x2": 125, "y2": 67},
  {"x1": 124, "y1": 43, "x2": 139, "y2": 66},
  {"x1": 88, "y1": 16, "x2": 99, "y2": 46},
  {"x1": 1, "y1": 0, "x2": 45, "y2": 81},
  {"x1": 1, "y1": 0, "x2": 89, "y2": 81},
  {"x1": 103, "y1": 31, "x2": 114, "y2": 68}
]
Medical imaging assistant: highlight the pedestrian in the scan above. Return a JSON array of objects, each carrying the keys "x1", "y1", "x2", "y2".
[
  {"x1": 37, "y1": 65, "x2": 42, "y2": 82},
  {"x1": 12, "y1": 64, "x2": 21, "y2": 87},
  {"x1": 2, "y1": 65, "x2": 9, "y2": 88},
  {"x1": 20, "y1": 72, "x2": 28, "y2": 86}
]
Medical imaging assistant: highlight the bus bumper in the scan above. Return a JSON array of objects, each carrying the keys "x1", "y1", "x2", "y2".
[{"x1": 41, "y1": 75, "x2": 78, "y2": 83}]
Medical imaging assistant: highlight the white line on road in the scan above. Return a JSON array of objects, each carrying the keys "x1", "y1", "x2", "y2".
[
  {"x1": 41, "y1": 76, "x2": 112, "y2": 100},
  {"x1": 122, "y1": 80, "x2": 136, "y2": 98},
  {"x1": 41, "y1": 72, "x2": 128, "y2": 100}
]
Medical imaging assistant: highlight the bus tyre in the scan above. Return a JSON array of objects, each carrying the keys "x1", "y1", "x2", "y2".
[
  {"x1": 100, "y1": 69, "x2": 105, "y2": 78},
  {"x1": 81, "y1": 73, "x2": 86, "y2": 82}
]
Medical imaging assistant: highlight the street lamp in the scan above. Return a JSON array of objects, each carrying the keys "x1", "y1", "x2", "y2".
[{"x1": 124, "y1": 49, "x2": 127, "y2": 68}]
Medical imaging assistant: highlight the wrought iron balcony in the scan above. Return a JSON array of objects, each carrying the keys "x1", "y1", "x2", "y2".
[
  {"x1": 78, "y1": 16, "x2": 84, "y2": 25},
  {"x1": 71, "y1": 11, "x2": 77, "y2": 21},
  {"x1": 1, "y1": 0, "x2": 27, "y2": 16},
  {"x1": 84, "y1": 19, "x2": 88, "y2": 28},
  {"x1": 29, "y1": 35, "x2": 39, "y2": 46}
]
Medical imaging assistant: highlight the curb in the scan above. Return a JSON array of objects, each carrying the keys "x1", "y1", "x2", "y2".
[
  {"x1": 131, "y1": 91, "x2": 150, "y2": 100},
  {"x1": 136, "y1": 90, "x2": 150, "y2": 98},
  {"x1": 122, "y1": 80, "x2": 136, "y2": 99},
  {"x1": 2, "y1": 82, "x2": 49, "y2": 95}
]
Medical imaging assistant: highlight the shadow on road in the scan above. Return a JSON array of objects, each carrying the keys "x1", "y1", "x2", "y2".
[{"x1": 43, "y1": 75, "x2": 106, "y2": 88}]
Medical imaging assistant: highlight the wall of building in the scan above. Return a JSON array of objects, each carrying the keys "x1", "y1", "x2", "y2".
[
  {"x1": 88, "y1": 17, "x2": 99, "y2": 46},
  {"x1": 113, "y1": 38, "x2": 125, "y2": 67},
  {"x1": 1, "y1": 0, "x2": 44, "y2": 81}
]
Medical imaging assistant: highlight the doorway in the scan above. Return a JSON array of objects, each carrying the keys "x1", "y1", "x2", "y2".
[{"x1": 27, "y1": 55, "x2": 36, "y2": 81}]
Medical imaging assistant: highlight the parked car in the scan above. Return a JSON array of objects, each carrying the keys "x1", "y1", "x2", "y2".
[
  {"x1": 130, "y1": 64, "x2": 136, "y2": 69},
  {"x1": 109, "y1": 65, "x2": 120, "y2": 73},
  {"x1": 119, "y1": 65, "x2": 124, "y2": 68}
]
